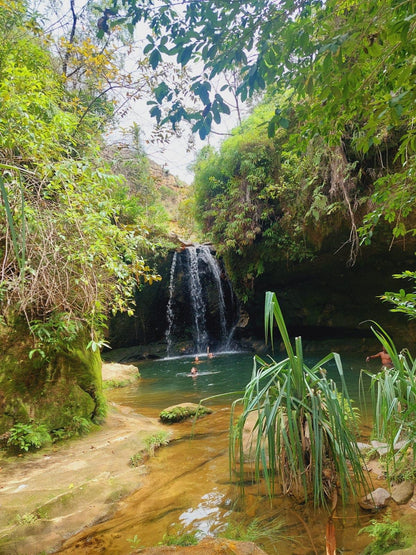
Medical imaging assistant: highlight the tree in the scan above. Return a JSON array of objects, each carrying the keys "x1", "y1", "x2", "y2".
[
  {"x1": 107, "y1": 0, "x2": 416, "y2": 243},
  {"x1": 0, "y1": 1, "x2": 162, "y2": 439},
  {"x1": 0, "y1": 3, "x2": 159, "y2": 341}
]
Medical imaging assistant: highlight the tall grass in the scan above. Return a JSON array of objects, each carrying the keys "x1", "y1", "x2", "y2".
[
  {"x1": 363, "y1": 322, "x2": 416, "y2": 479},
  {"x1": 230, "y1": 292, "x2": 369, "y2": 510}
]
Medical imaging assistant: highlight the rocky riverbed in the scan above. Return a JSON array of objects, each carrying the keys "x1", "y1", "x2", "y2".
[
  {"x1": 0, "y1": 363, "x2": 266, "y2": 555},
  {"x1": 0, "y1": 363, "x2": 167, "y2": 554}
]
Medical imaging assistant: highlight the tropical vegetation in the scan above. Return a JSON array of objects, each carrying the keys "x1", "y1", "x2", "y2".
[
  {"x1": 0, "y1": 0, "x2": 175, "y2": 442},
  {"x1": 2, "y1": 1, "x2": 416, "y2": 553},
  {"x1": 113, "y1": 0, "x2": 416, "y2": 304},
  {"x1": 361, "y1": 322, "x2": 416, "y2": 483},
  {"x1": 231, "y1": 292, "x2": 368, "y2": 510}
]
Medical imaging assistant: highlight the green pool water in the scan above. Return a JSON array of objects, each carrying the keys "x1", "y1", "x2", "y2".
[
  {"x1": 60, "y1": 349, "x2": 395, "y2": 554},
  {"x1": 108, "y1": 349, "x2": 374, "y2": 414}
]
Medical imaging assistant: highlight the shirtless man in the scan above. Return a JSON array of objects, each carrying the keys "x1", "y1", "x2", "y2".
[{"x1": 366, "y1": 347, "x2": 393, "y2": 369}]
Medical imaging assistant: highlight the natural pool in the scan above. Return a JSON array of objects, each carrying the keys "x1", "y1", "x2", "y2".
[
  {"x1": 106, "y1": 349, "x2": 374, "y2": 411},
  {"x1": 58, "y1": 350, "x2": 408, "y2": 554}
]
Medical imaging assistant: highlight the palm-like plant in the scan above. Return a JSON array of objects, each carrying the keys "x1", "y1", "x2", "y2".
[{"x1": 230, "y1": 292, "x2": 369, "y2": 510}]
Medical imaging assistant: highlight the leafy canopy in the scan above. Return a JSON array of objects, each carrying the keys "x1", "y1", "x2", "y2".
[
  {"x1": 0, "y1": 1, "x2": 163, "y2": 354},
  {"x1": 108, "y1": 1, "x2": 415, "y2": 146},
  {"x1": 105, "y1": 0, "x2": 416, "y2": 245}
]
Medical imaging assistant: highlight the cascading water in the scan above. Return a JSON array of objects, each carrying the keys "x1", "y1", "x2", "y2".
[
  {"x1": 187, "y1": 246, "x2": 209, "y2": 353},
  {"x1": 165, "y1": 244, "x2": 239, "y2": 356},
  {"x1": 165, "y1": 251, "x2": 177, "y2": 357}
]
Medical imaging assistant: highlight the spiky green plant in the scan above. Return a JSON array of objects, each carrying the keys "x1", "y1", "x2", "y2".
[
  {"x1": 220, "y1": 516, "x2": 290, "y2": 547},
  {"x1": 230, "y1": 292, "x2": 369, "y2": 509},
  {"x1": 363, "y1": 322, "x2": 416, "y2": 478}
]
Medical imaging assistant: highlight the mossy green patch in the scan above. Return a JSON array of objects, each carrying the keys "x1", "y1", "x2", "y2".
[
  {"x1": 0, "y1": 321, "x2": 106, "y2": 443},
  {"x1": 159, "y1": 403, "x2": 212, "y2": 423}
]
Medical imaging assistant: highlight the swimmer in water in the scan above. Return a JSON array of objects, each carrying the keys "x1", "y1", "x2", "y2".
[{"x1": 366, "y1": 347, "x2": 393, "y2": 369}]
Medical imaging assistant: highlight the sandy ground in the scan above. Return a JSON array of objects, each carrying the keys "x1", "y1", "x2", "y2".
[{"x1": 0, "y1": 363, "x2": 167, "y2": 555}]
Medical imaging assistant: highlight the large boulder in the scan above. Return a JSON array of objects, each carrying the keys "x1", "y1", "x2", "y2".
[
  {"x1": 102, "y1": 362, "x2": 140, "y2": 385},
  {"x1": 359, "y1": 488, "x2": 391, "y2": 511},
  {"x1": 0, "y1": 323, "x2": 105, "y2": 440},
  {"x1": 391, "y1": 482, "x2": 414, "y2": 505}
]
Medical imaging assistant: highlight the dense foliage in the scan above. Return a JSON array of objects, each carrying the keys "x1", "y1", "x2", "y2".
[
  {"x1": 0, "y1": 1, "x2": 166, "y2": 356},
  {"x1": 105, "y1": 0, "x2": 416, "y2": 303},
  {"x1": 0, "y1": 1, "x2": 179, "y2": 441}
]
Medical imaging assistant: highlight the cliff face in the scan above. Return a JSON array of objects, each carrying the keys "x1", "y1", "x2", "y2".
[
  {"x1": 108, "y1": 154, "x2": 416, "y2": 355},
  {"x1": 238, "y1": 238, "x2": 416, "y2": 351},
  {"x1": 108, "y1": 219, "x2": 416, "y2": 355},
  {"x1": 148, "y1": 160, "x2": 192, "y2": 235}
]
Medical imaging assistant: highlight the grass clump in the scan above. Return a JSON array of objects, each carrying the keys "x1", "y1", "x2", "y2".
[
  {"x1": 129, "y1": 430, "x2": 171, "y2": 466},
  {"x1": 129, "y1": 452, "x2": 144, "y2": 467},
  {"x1": 144, "y1": 430, "x2": 171, "y2": 455},
  {"x1": 103, "y1": 379, "x2": 131, "y2": 389},
  {"x1": 359, "y1": 511, "x2": 412, "y2": 554},
  {"x1": 160, "y1": 526, "x2": 199, "y2": 546},
  {"x1": 220, "y1": 516, "x2": 291, "y2": 549},
  {"x1": 126, "y1": 534, "x2": 143, "y2": 549},
  {"x1": 16, "y1": 507, "x2": 48, "y2": 526}
]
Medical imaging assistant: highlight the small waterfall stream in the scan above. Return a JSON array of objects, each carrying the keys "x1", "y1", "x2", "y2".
[
  {"x1": 165, "y1": 244, "x2": 239, "y2": 356},
  {"x1": 165, "y1": 251, "x2": 178, "y2": 357},
  {"x1": 187, "y1": 246, "x2": 209, "y2": 353}
]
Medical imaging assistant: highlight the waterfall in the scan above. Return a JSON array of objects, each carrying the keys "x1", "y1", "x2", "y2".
[
  {"x1": 187, "y1": 246, "x2": 209, "y2": 353},
  {"x1": 165, "y1": 245, "x2": 239, "y2": 356},
  {"x1": 197, "y1": 246, "x2": 227, "y2": 342},
  {"x1": 165, "y1": 251, "x2": 177, "y2": 357}
]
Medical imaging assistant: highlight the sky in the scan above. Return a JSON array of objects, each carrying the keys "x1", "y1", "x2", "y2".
[
  {"x1": 106, "y1": 19, "x2": 248, "y2": 185},
  {"x1": 115, "y1": 102, "x2": 242, "y2": 184},
  {"x1": 111, "y1": 72, "x2": 247, "y2": 185},
  {"x1": 37, "y1": 0, "x2": 249, "y2": 185}
]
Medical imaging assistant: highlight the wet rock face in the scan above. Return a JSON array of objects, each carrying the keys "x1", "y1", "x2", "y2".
[
  {"x1": 107, "y1": 244, "x2": 244, "y2": 356},
  {"x1": 243, "y1": 241, "x2": 416, "y2": 347},
  {"x1": 110, "y1": 234, "x2": 416, "y2": 354},
  {"x1": 164, "y1": 246, "x2": 240, "y2": 355},
  {"x1": 0, "y1": 326, "x2": 104, "y2": 436},
  {"x1": 108, "y1": 246, "x2": 239, "y2": 355}
]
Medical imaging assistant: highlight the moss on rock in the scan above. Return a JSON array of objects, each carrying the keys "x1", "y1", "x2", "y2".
[
  {"x1": 0, "y1": 322, "x2": 106, "y2": 441},
  {"x1": 159, "y1": 403, "x2": 212, "y2": 424}
]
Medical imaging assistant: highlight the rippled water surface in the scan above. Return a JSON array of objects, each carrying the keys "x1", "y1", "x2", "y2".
[
  {"x1": 58, "y1": 350, "x2": 401, "y2": 554},
  {"x1": 107, "y1": 349, "x2": 373, "y2": 411}
]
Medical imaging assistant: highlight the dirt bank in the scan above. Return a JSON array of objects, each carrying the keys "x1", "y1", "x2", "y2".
[{"x1": 0, "y1": 363, "x2": 167, "y2": 555}]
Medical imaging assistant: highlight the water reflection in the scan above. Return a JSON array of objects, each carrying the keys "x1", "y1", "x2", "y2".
[
  {"x1": 179, "y1": 489, "x2": 229, "y2": 538},
  {"x1": 59, "y1": 350, "x2": 383, "y2": 554}
]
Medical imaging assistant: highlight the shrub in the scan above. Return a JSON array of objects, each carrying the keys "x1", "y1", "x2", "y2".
[
  {"x1": 7, "y1": 422, "x2": 52, "y2": 452},
  {"x1": 359, "y1": 511, "x2": 411, "y2": 554},
  {"x1": 159, "y1": 404, "x2": 212, "y2": 423}
]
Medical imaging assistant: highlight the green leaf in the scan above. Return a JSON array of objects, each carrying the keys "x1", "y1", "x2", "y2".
[
  {"x1": 154, "y1": 82, "x2": 170, "y2": 103},
  {"x1": 149, "y1": 49, "x2": 162, "y2": 69},
  {"x1": 179, "y1": 45, "x2": 193, "y2": 65}
]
